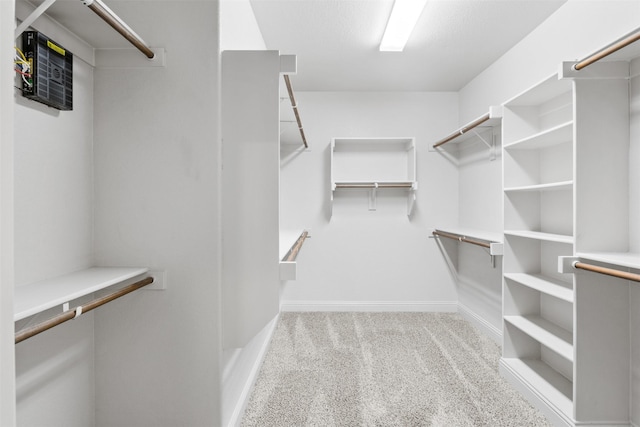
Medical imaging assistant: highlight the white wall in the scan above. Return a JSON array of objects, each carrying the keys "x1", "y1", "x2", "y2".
[
  {"x1": 280, "y1": 91, "x2": 459, "y2": 310},
  {"x1": 459, "y1": 0, "x2": 640, "y2": 123},
  {"x1": 92, "y1": 2, "x2": 221, "y2": 425},
  {"x1": 220, "y1": 0, "x2": 266, "y2": 50},
  {"x1": 629, "y1": 62, "x2": 639, "y2": 419},
  {"x1": 0, "y1": 0, "x2": 16, "y2": 424},
  {"x1": 455, "y1": 138, "x2": 503, "y2": 339},
  {"x1": 13, "y1": 34, "x2": 95, "y2": 427}
]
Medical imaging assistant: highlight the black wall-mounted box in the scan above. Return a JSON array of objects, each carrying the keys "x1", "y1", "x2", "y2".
[{"x1": 22, "y1": 31, "x2": 73, "y2": 111}]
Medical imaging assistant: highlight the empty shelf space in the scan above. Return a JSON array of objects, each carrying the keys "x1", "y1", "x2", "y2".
[
  {"x1": 504, "y1": 230, "x2": 574, "y2": 244},
  {"x1": 504, "y1": 273, "x2": 573, "y2": 303},
  {"x1": 501, "y1": 358, "x2": 573, "y2": 419},
  {"x1": 504, "y1": 315, "x2": 573, "y2": 362},
  {"x1": 14, "y1": 267, "x2": 150, "y2": 321},
  {"x1": 504, "y1": 181, "x2": 573, "y2": 193},
  {"x1": 504, "y1": 121, "x2": 573, "y2": 150}
]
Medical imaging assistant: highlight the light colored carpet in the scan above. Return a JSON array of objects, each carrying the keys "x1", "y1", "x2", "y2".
[{"x1": 241, "y1": 312, "x2": 551, "y2": 426}]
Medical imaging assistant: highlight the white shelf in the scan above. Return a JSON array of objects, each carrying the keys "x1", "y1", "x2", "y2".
[
  {"x1": 504, "y1": 315, "x2": 573, "y2": 362},
  {"x1": 576, "y1": 252, "x2": 640, "y2": 270},
  {"x1": 504, "y1": 273, "x2": 573, "y2": 303},
  {"x1": 14, "y1": 267, "x2": 150, "y2": 321},
  {"x1": 504, "y1": 74, "x2": 572, "y2": 107},
  {"x1": 504, "y1": 230, "x2": 574, "y2": 244},
  {"x1": 333, "y1": 180, "x2": 416, "y2": 188},
  {"x1": 433, "y1": 226, "x2": 502, "y2": 244},
  {"x1": 501, "y1": 358, "x2": 573, "y2": 419},
  {"x1": 504, "y1": 121, "x2": 573, "y2": 150},
  {"x1": 504, "y1": 181, "x2": 573, "y2": 193},
  {"x1": 330, "y1": 137, "x2": 416, "y2": 216}
]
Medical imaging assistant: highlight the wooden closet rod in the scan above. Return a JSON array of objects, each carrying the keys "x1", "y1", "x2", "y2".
[
  {"x1": 573, "y1": 261, "x2": 640, "y2": 283},
  {"x1": 15, "y1": 276, "x2": 154, "y2": 344},
  {"x1": 335, "y1": 182, "x2": 414, "y2": 189},
  {"x1": 284, "y1": 231, "x2": 309, "y2": 262},
  {"x1": 283, "y1": 75, "x2": 308, "y2": 148},
  {"x1": 83, "y1": 0, "x2": 155, "y2": 59},
  {"x1": 432, "y1": 230, "x2": 491, "y2": 249},
  {"x1": 574, "y1": 27, "x2": 640, "y2": 71},
  {"x1": 433, "y1": 113, "x2": 490, "y2": 149}
]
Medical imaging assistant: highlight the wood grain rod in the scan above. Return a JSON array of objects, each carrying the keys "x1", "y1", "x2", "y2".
[
  {"x1": 87, "y1": 1, "x2": 155, "y2": 59},
  {"x1": 573, "y1": 262, "x2": 640, "y2": 283},
  {"x1": 284, "y1": 231, "x2": 309, "y2": 262},
  {"x1": 432, "y1": 230, "x2": 492, "y2": 249},
  {"x1": 433, "y1": 113, "x2": 491, "y2": 149},
  {"x1": 574, "y1": 28, "x2": 640, "y2": 71},
  {"x1": 15, "y1": 276, "x2": 154, "y2": 344},
  {"x1": 335, "y1": 182, "x2": 414, "y2": 189},
  {"x1": 283, "y1": 75, "x2": 308, "y2": 148}
]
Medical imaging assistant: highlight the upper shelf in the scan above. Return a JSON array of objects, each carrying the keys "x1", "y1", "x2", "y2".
[
  {"x1": 576, "y1": 252, "x2": 640, "y2": 270},
  {"x1": 14, "y1": 267, "x2": 150, "y2": 321}
]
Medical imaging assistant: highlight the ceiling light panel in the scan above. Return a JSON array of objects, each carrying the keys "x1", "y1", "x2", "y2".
[{"x1": 379, "y1": 0, "x2": 428, "y2": 52}]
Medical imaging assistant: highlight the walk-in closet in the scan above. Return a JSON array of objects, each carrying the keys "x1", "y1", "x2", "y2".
[{"x1": 2, "y1": 1, "x2": 639, "y2": 426}]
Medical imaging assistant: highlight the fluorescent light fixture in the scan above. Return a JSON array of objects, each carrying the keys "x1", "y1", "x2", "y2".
[{"x1": 379, "y1": 0, "x2": 427, "y2": 52}]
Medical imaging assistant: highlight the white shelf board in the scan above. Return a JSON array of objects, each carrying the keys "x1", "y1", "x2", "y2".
[
  {"x1": 504, "y1": 121, "x2": 573, "y2": 150},
  {"x1": 504, "y1": 74, "x2": 572, "y2": 107},
  {"x1": 433, "y1": 226, "x2": 503, "y2": 244},
  {"x1": 504, "y1": 315, "x2": 574, "y2": 362},
  {"x1": 576, "y1": 252, "x2": 640, "y2": 271},
  {"x1": 332, "y1": 137, "x2": 414, "y2": 151},
  {"x1": 333, "y1": 180, "x2": 417, "y2": 190},
  {"x1": 504, "y1": 230, "x2": 574, "y2": 245},
  {"x1": 504, "y1": 181, "x2": 573, "y2": 193},
  {"x1": 14, "y1": 267, "x2": 150, "y2": 321},
  {"x1": 504, "y1": 273, "x2": 574, "y2": 303},
  {"x1": 432, "y1": 111, "x2": 502, "y2": 145},
  {"x1": 279, "y1": 229, "x2": 306, "y2": 261},
  {"x1": 501, "y1": 358, "x2": 573, "y2": 418}
]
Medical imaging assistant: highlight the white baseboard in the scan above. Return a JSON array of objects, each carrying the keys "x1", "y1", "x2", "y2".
[
  {"x1": 457, "y1": 302, "x2": 502, "y2": 346},
  {"x1": 280, "y1": 300, "x2": 458, "y2": 312},
  {"x1": 223, "y1": 315, "x2": 279, "y2": 427}
]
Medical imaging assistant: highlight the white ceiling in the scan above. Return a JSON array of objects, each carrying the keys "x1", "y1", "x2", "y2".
[
  {"x1": 21, "y1": 0, "x2": 567, "y2": 92},
  {"x1": 250, "y1": 0, "x2": 568, "y2": 91}
]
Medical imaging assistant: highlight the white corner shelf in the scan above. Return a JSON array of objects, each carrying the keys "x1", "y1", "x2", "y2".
[
  {"x1": 279, "y1": 229, "x2": 309, "y2": 281},
  {"x1": 504, "y1": 230, "x2": 574, "y2": 245},
  {"x1": 430, "y1": 106, "x2": 502, "y2": 159},
  {"x1": 432, "y1": 227, "x2": 503, "y2": 257},
  {"x1": 14, "y1": 267, "x2": 150, "y2": 321},
  {"x1": 330, "y1": 137, "x2": 416, "y2": 217},
  {"x1": 504, "y1": 315, "x2": 574, "y2": 362},
  {"x1": 504, "y1": 273, "x2": 574, "y2": 303}
]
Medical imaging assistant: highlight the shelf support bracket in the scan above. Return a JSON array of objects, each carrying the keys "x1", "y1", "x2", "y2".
[
  {"x1": 471, "y1": 129, "x2": 496, "y2": 161},
  {"x1": 369, "y1": 183, "x2": 378, "y2": 211}
]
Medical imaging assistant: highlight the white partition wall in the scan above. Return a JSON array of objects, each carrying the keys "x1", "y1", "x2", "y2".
[
  {"x1": 0, "y1": 0, "x2": 16, "y2": 424},
  {"x1": 222, "y1": 51, "x2": 282, "y2": 349}
]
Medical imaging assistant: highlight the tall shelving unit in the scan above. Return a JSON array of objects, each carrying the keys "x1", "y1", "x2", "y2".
[{"x1": 500, "y1": 62, "x2": 632, "y2": 426}]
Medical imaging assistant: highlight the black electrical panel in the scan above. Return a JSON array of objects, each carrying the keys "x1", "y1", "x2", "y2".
[{"x1": 22, "y1": 31, "x2": 73, "y2": 111}]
